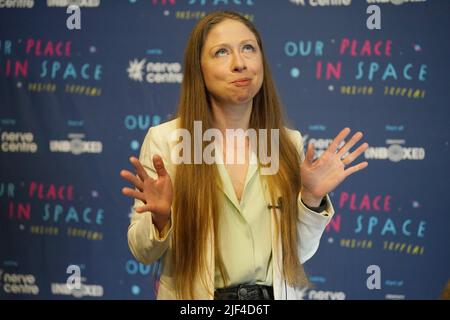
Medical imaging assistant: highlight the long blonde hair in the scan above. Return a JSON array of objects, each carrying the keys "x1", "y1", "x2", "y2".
[{"x1": 172, "y1": 11, "x2": 309, "y2": 299}]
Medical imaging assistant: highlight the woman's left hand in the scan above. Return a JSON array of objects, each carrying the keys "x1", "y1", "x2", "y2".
[{"x1": 300, "y1": 128, "x2": 369, "y2": 204}]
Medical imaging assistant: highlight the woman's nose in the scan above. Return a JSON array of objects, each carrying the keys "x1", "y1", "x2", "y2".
[{"x1": 231, "y1": 53, "x2": 247, "y2": 72}]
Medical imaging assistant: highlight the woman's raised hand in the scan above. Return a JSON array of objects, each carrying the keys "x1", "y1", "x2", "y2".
[
  {"x1": 300, "y1": 128, "x2": 369, "y2": 202},
  {"x1": 120, "y1": 155, "x2": 173, "y2": 219}
]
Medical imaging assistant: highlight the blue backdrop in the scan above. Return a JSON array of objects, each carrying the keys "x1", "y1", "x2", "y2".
[{"x1": 1, "y1": 0, "x2": 449, "y2": 300}]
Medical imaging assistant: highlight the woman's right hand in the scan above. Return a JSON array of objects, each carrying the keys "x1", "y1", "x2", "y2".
[{"x1": 120, "y1": 155, "x2": 173, "y2": 221}]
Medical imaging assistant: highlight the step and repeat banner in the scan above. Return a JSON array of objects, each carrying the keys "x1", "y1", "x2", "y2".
[{"x1": 1, "y1": 0, "x2": 449, "y2": 300}]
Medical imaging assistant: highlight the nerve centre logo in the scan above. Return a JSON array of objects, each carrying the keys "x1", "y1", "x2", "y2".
[{"x1": 127, "y1": 58, "x2": 182, "y2": 84}]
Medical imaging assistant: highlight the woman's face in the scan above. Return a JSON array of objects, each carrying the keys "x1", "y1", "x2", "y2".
[{"x1": 201, "y1": 19, "x2": 264, "y2": 107}]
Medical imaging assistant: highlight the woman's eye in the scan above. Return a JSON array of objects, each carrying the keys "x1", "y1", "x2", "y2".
[
  {"x1": 243, "y1": 44, "x2": 255, "y2": 53},
  {"x1": 215, "y1": 48, "x2": 228, "y2": 57}
]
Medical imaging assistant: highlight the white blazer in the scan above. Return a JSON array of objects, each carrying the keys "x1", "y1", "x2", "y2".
[{"x1": 127, "y1": 118, "x2": 335, "y2": 299}]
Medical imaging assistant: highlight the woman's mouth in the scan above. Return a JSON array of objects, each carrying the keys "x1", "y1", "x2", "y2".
[{"x1": 232, "y1": 78, "x2": 252, "y2": 87}]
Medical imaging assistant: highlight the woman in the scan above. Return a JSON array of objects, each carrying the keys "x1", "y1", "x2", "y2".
[{"x1": 120, "y1": 11, "x2": 368, "y2": 300}]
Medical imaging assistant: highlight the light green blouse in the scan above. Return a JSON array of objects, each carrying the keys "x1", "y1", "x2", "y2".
[{"x1": 214, "y1": 148, "x2": 273, "y2": 288}]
